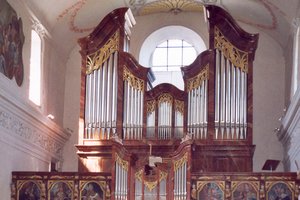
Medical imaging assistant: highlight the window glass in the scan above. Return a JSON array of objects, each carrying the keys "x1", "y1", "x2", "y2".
[
  {"x1": 29, "y1": 30, "x2": 41, "y2": 106},
  {"x1": 152, "y1": 39, "x2": 197, "y2": 72}
]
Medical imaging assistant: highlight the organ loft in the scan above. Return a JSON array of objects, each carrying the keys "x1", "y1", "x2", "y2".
[{"x1": 11, "y1": 5, "x2": 300, "y2": 200}]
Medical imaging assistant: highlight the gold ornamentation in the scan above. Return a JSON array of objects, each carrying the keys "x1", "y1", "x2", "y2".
[
  {"x1": 86, "y1": 31, "x2": 119, "y2": 74},
  {"x1": 135, "y1": 170, "x2": 168, "y2": 191},
  {"x1": 47, "y1": 180, "x2": 74, "y2": 199},
  {"x1": 158, "y1": 93, "x2": 173, "y2": 105},
  {"x1": 115, "y1": 153, "x2": 129, "y2": 171},
  {"x1": 19, "y1": 175, "x2": 43, "y2": 179},
  {"x1": 173, "y1": 153, "x2": 188, "y2": 171},
  {"x1": 231, "y1": 181, "x2": 260, "y2": 194},
  {"x1": 47, "y1": 180, "x2": 74, "y2": 190},
  {"x1": 147, "y1": 100, "x2": 156, "y2": 115},
  {"x1": 265, "y1": 181, "x2": 295, "y2": 192},
  {"x1": 265, "y1": 176, "x2": 292, "y2": 180},
  {"x1": 80, "y1": 176, "x2": 106, "y2": 180},
  {"x1": 49, "y1": 175, "x2": 75, "y2": 179},
  {"x1": 138, "y1": 0, "x2": 204, "y2": 15},
  {"x1": 234, "y1": 176, "x2": 259, "y2": 181},
  {"x1": 214, "y1": 27, "x2": 248, "y2": 73},
  {"x1": 17, "y1": 180, "x2": 45, "y2": 199},
  {"x1": 175, "y1": 100, "x2": 184, "y2": 114},
  {"x1": 187, "y1": 65, "x2": 209, "y2": 91},
  {"x1": 79, "y1": 180, "x2": 106, "y2": 190},
  {"x1": 197, "y1": 176, "x2": 224, "y2": 180},
  {"x1": 197, "y1": 181, "x2": 225, "y2": 191},
  {"x1": 123, "y1": 66, "x2": 145, "y2": 91}
]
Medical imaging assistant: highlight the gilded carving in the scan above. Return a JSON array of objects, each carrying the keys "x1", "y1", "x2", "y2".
[
  {"x1": 17, "y1": 180, "x2": 45, "y2": 200},
  {"x1": 135, "y1": 170, "x2": 168, "y2": 191},
  {"x1": 187, "y1": 65, "x2": 209, "y2": 92},
  {"x1": 123, "y1": 66, "x2": 145, "y2": 91},
  {"x1": 231, "y1": 181, "x2": 259, "y2": 200},
  {"x1": 175, "y1": 100, "x2": 184, "y2": 114},
  {"x1": 79, "y1": 181, "x2": 106, "y2": 200},
  {"x1": 80, "y1": 176, "x2": 106, "y2": 180},
  {"x1": 214, "y1": 27, "x2": 249, "y2": 73},
  {"x1": 173, "y1": 152, "x2": 188, "y2": 171},
  {"x1": 50, "y1": 175, "x2": 75, "y2": 179},
  {"x1": 115, "y1": 153, "x2": 129, "y2": 171},
  {"x1": 86, "y1": 31, "x2": 119, "y2": 74},
  {"x1": 138, "y1": 0, "x2": 204, "y2": 15},
  {"x1": 266, "y1": 181, "x2": 294, "y2": 200},
  {"x1": 158, "y1": 93, "x2": 173, "y2": 105},
  {"x1": 48, "y1": 180, "x2": 74, "y2": 199},
  {"x1": 147, "y1": 100, "x2": 156, "y2": 115}
]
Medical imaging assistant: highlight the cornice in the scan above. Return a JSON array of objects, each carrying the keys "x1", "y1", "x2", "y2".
[{"x1": 0, "y1": 78, "x2": 70, "y2": 161}]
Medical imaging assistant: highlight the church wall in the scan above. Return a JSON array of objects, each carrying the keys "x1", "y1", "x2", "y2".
[
  {"x1": 0, "y1": 1, "x2": 70, "y2": 198},
  {"x1": 242, "y1": 25, "x2": 286, "y2": 172},
  {"x1": 62, "y1": 46, "x2": 81, "y2": 171}
]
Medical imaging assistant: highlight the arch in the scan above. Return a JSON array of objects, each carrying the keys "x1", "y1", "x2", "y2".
[{"x1": 139, "y1": 26, "x2": 207, "y2": 89}]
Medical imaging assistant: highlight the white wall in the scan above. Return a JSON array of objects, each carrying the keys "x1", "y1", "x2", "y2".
[
  {"x1": 62, "y1": 45, "x2": 81, "y2": 171},
  {"x1": 241, "y1": 25, "x2": 286, "y2": 172},
  {"x1": 0, "y1": 1, "x2": 70, "y2": 198}
]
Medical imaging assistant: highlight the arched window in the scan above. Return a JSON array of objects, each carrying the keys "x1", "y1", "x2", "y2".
[
  {"x1": 152, "y1": 39, "x2": 197, "y2": 72},
  {"x1": 139, "y1": 26, "x2": 206, "y2": 90},
  {"x1": 29, "y1": 29, "x2": 42, "y2": 106}
]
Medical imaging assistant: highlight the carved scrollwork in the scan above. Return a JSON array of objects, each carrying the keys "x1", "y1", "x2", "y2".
[
  {"x1": 123, "y1": 66, "x2": 145, "y2": 91},
  {"x1": 214, "y1": 27, "x2": 248, "y2": 73},
  {"x1": 175, "y1": 100, "x2": 184, "y2": 114},
  {"x1": 86, "y1": 31, "x2": 119, "y2": 74},
  {"x1": 115, "y1": 153, "x2": 129, "y2": 171},
  {"x1": 135, "y1": 170, "x2": 168, "y2": 191},
  {"x1": 173, "y1": 152, "x2": 188, "y2": 171},
  {"x1": 147, "y1": 100, "x2": 156, "y2": 115},
  {"x1": 158, "y1": 93, "x2": 173, "y2": 105},
  {"x1": 187, "y1": 65, "x2": 209, "y2": 92}
]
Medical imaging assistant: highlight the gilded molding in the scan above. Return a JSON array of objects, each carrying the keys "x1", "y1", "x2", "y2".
[
  {"x1": 123, "y1": 67, "x2": 145, "y2": 91},
  {"x1": 197, "y1": 181, "x2": 225, "y2": 191},
  {"x1": 86, "y1": 31, "x2": 119, "y2": 74},
  {"x1": 214, "y1": 27, "x2": 248, "y2": 73},
  {"x1": 80, "y1": 176, "x2": 107, "y2": 180},
  {"x1": 175, "y1": 100, "x2": 184, "y2": 114},
  {"x1": 147, "y1": 100, "x2": 156, "y2": 115},
  {"x1": 158, "y1": 93, "x2": 173, "y2": 105},
  {"x1": 49, "y1": 176, "x2": 75, "y2": 179},
  {"x1": 17, "y1": 180, "x2": 46, "y2": 199},
  {"x1": 231, "y1": 181, "x2": 260, "y2": 193},
  {"x1": 173, "y1": 152, "x2": 188, "y2": 171},
  {"x1": 187, "y1": 65, "x2": 209, "y2": 91},
  {"x1": 115, "y1": 153, "x2": 129, "y2": 171},
  {"x1": 265, "y1": 181, "x2": 295, "y2": 191},
  {"x1": 19, "y1": 175, "x2": 43, "y2": 179}
]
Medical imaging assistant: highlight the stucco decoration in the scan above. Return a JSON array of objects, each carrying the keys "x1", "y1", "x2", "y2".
[{"x1": 0, "y1": 0, "x2": 24, "y2": 86}]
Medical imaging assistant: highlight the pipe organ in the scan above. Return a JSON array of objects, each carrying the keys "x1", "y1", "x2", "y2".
[
  {"x1": 114, "y1": 153, "x2": 129, "y2": 200},
  {"x1": 84, "y1": 32, "x2": 119, "y2": 140},
  {"x1": 11, "y1": 4, "x2": 300, "y2": 200},
  {"x1": 77, "y1": 4, "x2": 259, "y2": 200},
  {"x1": 213, "y1": 27, "x2": 248, "y2": 140},
  {"x1": 185, "y1": 65, "x2": 209, "y2": 140},
  {"x1": 123, "y1": 66, "x2": 145, "y2": 140}
]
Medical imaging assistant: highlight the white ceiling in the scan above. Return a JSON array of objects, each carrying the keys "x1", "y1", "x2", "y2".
[{"x1": 20, "y1": 0, "x2": 300, "y2": 58}]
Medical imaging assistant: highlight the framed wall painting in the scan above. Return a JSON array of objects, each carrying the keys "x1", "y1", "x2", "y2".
[
  {"x1": 0, "y1": 0, "x2": 24, "y2": 86},
  {"x1": 197, "y1": 181, "x2": 225, "y2": 200}
]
